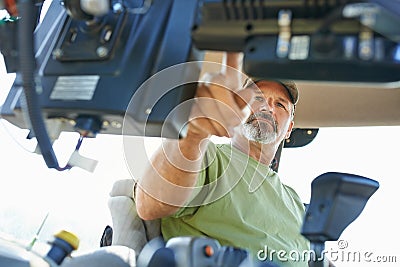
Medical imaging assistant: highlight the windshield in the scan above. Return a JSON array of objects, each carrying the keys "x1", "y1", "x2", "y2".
[{"x1": 279, "y1": 126, "x2": 400, "y2": 266}]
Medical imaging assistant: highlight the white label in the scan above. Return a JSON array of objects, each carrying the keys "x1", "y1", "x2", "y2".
[
  {"x1": 50, "y1": 75, "x2": 99, "y2": 100},
  {"x1": 289, "y1": 36, "x2": 310, "y2": 60}
]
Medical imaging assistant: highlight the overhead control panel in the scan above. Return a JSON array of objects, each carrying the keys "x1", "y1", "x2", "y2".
[{"x1": 192, "y1": 0, "x2": 400, "y2": 83}]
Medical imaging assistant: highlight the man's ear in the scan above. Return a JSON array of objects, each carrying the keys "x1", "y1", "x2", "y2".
[{"x1": 285, "y1": 120, "x2": 294, "y2": 139}]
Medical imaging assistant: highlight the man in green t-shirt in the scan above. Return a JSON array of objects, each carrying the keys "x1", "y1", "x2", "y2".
[{"x1": 135, "y1": 53, "x2": 310, "y2": 266}]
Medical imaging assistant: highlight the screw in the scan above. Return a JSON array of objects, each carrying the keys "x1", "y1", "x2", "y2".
[
  {"x1": 52, "y1": 48, "x2": 63, "y2": 59},
  {"x1": 113, "y1": 3, "x2": 124, "y2": 13},
  {"x1": 96, "y1": 46, "x2": 109, "y2": 58},
  {"x1": 111, "y1": 121, "x2": 122, "y2": 128}
]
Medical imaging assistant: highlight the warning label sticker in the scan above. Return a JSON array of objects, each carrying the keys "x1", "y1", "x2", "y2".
[{"x1": 50, "y1": 75, "x2": 99, "y2": 100}]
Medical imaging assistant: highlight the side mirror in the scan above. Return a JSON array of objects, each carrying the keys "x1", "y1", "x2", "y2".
[{"x1": 301, "y1": 172, "x2": 379, "y2": 267}]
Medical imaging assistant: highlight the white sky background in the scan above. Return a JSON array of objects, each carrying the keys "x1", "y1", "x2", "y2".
[
  {"x1": 1, "y1": 3, "x2": 400, "y2": 265},
  {"x1": 279, "y1": 126, "x2": 400, "y2": 266}
]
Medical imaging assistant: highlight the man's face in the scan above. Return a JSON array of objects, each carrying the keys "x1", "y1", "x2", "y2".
[{"x1": 241, "y1": 81, "x2": 295, "y2": 145}]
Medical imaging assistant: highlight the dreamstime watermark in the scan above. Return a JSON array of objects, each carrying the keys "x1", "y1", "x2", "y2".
[{"x1": 257, "y1": 240, "x2": 398, "y2": 264}]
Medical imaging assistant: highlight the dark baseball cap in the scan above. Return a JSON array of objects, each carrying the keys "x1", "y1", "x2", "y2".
[
  {"x1": 278, "y1": 80, "x2": 299, "y2": 105},
  {"x1": 244, "y1": 78, "x2": 299, "y2": 105}
]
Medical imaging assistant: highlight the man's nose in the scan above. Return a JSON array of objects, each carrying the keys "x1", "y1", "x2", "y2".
[{"x1": 257, "y1": 98, "x2": 274, "y2": 113}]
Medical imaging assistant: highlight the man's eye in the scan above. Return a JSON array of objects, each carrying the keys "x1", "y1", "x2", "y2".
[
  {"x1": 276, "y1": 102, "x2": 287, "y2": 109},
  {"x1": 254, "y1": 96, "x2": 264, "y2": 102}
]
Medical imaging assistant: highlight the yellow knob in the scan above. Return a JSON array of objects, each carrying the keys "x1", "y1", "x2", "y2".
[{"x1": 54, "y1": 230, "x2": 80, "y2": 250}]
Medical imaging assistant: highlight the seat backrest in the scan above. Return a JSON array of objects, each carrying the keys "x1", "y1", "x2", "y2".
[{"x1": 108, "y1": 179, "x2": 161, "y2": 255}]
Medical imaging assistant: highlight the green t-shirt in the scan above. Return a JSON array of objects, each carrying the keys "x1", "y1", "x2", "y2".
[{"x1": 161, "y1": 143, "x2": 310, "y2": 266}]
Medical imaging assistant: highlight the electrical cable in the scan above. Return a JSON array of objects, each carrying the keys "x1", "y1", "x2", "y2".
[
  {"x1": 314, "y1": 5, "x2": 347, "y2": 35},
  {"x1": 18, "y1": 0, "x2": 61, "y2": 169},
  {"x1": 56, "y1": 134, "x2": 87, "y2": 171}
]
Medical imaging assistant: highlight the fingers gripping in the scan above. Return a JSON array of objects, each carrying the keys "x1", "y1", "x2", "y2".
[{"x1": 189, "y1": 53, "x2": 254, "y2": 138}]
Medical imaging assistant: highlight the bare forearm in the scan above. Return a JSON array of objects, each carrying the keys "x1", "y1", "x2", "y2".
[
  {"x1": 136, "y1": 132, "x2": 210, "y2": 220},
  {"x1": 136, "y1": 52, "x2": 248, "y2": 220}
]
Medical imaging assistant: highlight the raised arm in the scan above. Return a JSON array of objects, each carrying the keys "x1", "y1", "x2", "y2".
[{"x1": 135, "y1": 52, "x2": 252, "y2": 220}]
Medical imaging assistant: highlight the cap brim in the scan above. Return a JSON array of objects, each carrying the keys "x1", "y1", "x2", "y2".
[{"x1": 250, "y1": 79, "x2": 299, "y2": 105}]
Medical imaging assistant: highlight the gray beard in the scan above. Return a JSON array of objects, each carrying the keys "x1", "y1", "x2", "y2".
[{"x1": 241, "y1": 112, "x2": 278, "y2": 144}]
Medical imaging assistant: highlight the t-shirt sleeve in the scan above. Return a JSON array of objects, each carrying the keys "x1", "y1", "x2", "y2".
[{"x1": 284, "y1": 184, "x2": 307, "y2": 214}]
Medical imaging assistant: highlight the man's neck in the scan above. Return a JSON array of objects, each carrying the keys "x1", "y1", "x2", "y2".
[{"x1": 231, "y1": 134, "x2": 278, "y2": 166}]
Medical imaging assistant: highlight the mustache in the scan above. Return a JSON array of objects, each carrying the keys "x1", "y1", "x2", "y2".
[{"x1": 245, "y1": 112, "x2": 277, "y2": 130}]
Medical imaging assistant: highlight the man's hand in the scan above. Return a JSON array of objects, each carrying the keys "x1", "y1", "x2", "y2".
[{"x1": 187, "y1": 52, "x2": 254, "y2": 139}]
